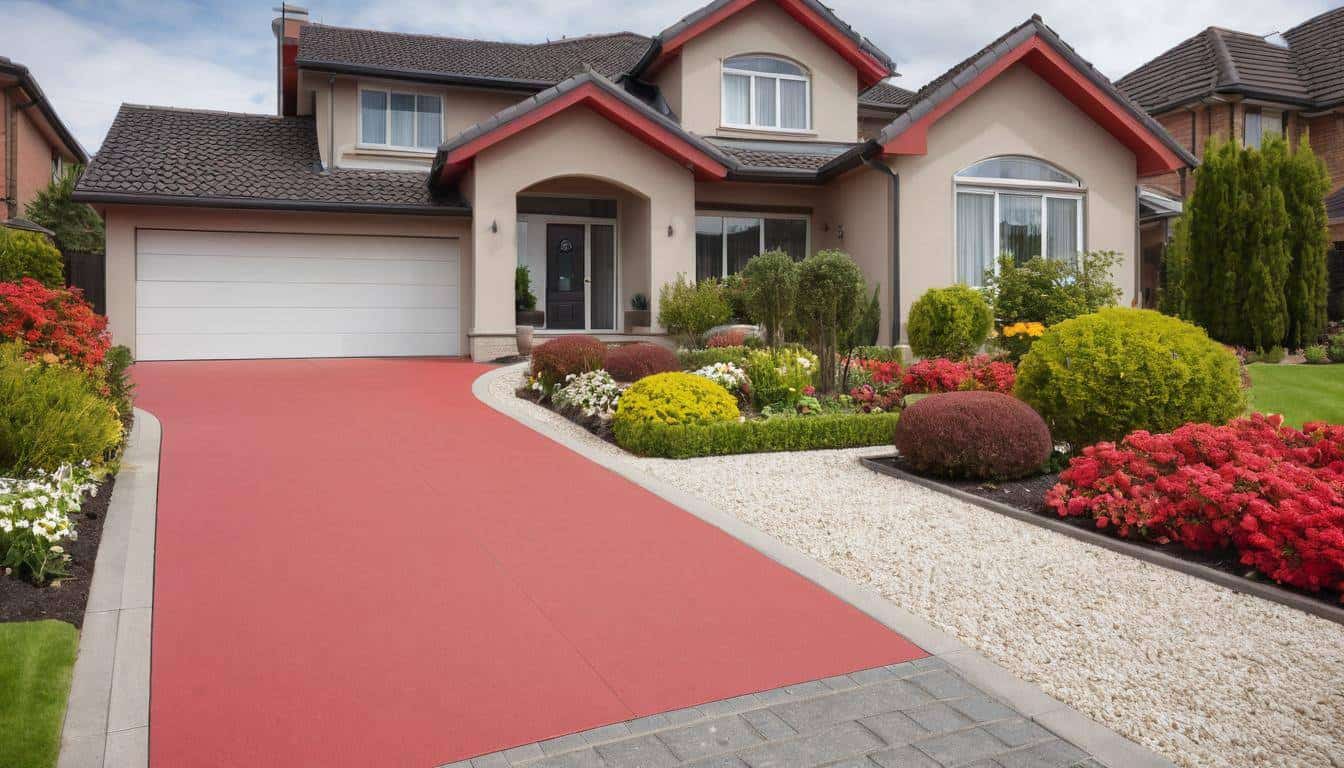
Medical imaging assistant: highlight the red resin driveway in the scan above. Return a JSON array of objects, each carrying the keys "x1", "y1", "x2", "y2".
[{"x1": 135, "y1": 358, "x2": 924, "y2": 767}]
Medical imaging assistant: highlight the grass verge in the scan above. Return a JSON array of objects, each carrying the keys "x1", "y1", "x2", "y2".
[
  {"x1": 0, "y1": 620, "x2": 79, "y2": 768},
  {"x1": 1247, "y1": 362, "x2": 1344, "y2": 427}
]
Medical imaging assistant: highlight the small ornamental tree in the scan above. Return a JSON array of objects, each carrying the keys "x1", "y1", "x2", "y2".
[
  {"x1": 794, "y1": 250, "x2": 865, "y2": 393},
  {"x1": 739, "y1": 250, "x2": 798, "y2": 347},
  {"x1": 1280, "y1": 134, "x2": 1331, "y2": 348},
  {"x1": 24, "y1": 165, "x2": 105, "y2": 255},
  {"x1": 0, "y1": 227, "x2": 63, "y2": 288},
  {"x1": 657, "y1": 275, "x2": 731, "y2": 348},
  {"x1": 906, "y1": 285, "x2": 992, "y2": 360},
  {"x1": 1158, "y1": 213, "x2": 1191, "y2": 319}
]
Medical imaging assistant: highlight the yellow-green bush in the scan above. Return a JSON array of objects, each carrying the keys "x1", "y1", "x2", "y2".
[
  {"x1": 907, "y1": 285, "x2": 993, "y2": 360},
  {"x1": 615, "y1": 412, "x2": 900, "y2": 458},
  {"x1": 0, "y1": 343, "x2": 122, "y2": 473},
  {"x1": 1014, "y1": 308, "x2": 1245, "y2": 447},
  {"x1": 613, "y1": 372, "x2": 738, "y2": 442},
  {"x1": 0, "y1": 227, "x2": 63, "y2": 288}
]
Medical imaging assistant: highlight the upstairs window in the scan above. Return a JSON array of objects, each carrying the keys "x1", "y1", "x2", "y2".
[
  {"x1": 359, "y1": 88, "x2": 443, "y2": 151},
  {"x1": 722, "y1": 56, "x2": 810, "y2": 132},
  {"x1": 1244, "y1": 108, "x2": 1283, "y2": 150}
]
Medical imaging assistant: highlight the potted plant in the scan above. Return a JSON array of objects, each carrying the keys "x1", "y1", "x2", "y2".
[
  {"x1": 515, "y1": 265, "x2": 543, "y2": 354},
  {"x1": 624, "y1": 293, "x2": 651, "y2": 331}
]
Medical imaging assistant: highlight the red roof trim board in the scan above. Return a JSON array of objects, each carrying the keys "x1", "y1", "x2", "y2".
[
  {"x1": 653, "y1": 0, "x2": 890, "y2": 89},
  {"x1": 881, "y1": 36, "x2": 1187, "y2": 177},
  {"x1": 437, "y1": 82, "x2": 730, "y2": 184}
]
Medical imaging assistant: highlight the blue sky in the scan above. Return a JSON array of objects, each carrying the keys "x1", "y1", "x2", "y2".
[{"x1": 4, "y1": 0, "x2": 1338, "y2": 154}]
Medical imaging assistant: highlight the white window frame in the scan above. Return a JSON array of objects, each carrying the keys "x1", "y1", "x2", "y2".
[
  {"x1": 720, "y1": 56, "x2": 811, "y2": 133},
  {"x1": 695, "y1": 211, "x2": 811, "y2": 280},
  {"x1": 357, "y1": 85, "x2": 445, "y2": 153},
  {"x1": 953, "y1": 186, "x2": 1086, "y2": 285},
  {"x1": 1244, "y1": 108, "x2": 1283, "y2": 150}
]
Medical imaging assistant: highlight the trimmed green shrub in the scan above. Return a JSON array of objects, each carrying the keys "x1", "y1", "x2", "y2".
[
  {"x1": 984, "y1": 252, "x2": 1121, "y2": 361},
  {"x1": 1329, "y1": 332, "x2": 1344, "y2": 363},
  {"x1": 0, "y1": 227, "x2": 63, "y2": 288},
  {"x1": 103, "y1": 345, "x2": 135, "y2": 422},
  {"x1": 0, "y1": 342, "x2": 121, "y2": 473},
  {"x1": 678, "y1": 346, "x2": 750, "y2": 370},
  {"x1": 658, "y1": 275, "x2": 731, "y2": 347},
  {"x1": 846, "y1": 284, "x2": 881, "y2": 351},
  {"x1": 1015, "y1": 308, "x2": 1245, "y2": 447},
  {"x1": 795, "y1": 250, "x2": 866, "y2": 393},
  {"x1": 24, "y1": 164, "x2": 104, "y2": 254},
  {"x1": 603, "y1": 342, "x2": 678, "y2": 382},
  {"x1": 515, "y1": 265, "x2": 537, "y2": 311},
  {"x1": 744, "y1": 346, "x2": 818, "y2": 410},
  {"x1": 530, "y1": 334, "x2": 606, "y2": 393},
  {"x1": 615, "y1": 411, "x2": 900, "y2": 458},
  {"x1": 894, "y1": 391, "x2": 1051, "y2": 480},
  {"x1": 613, "y1": 372, "x2": 739, "y2": 439},
  {"x1": 1303, "y1": 344, "x2": 1330, "y2": 364},
  {"x1": 740, "y1": 250, "x2": 798, "y2": 347},
  {"x1": 721, "y1": 273, "x2": 750, "y2": 323},
  {"x1": 1245, "y1": 345, "x2": 1286, "y2": 364},
  {"x1": 907, "y1": 285, "x2": 992, "y2": 360},
  {"x1": 849, "y1": 345, "x2": 904, "y2": 364}
]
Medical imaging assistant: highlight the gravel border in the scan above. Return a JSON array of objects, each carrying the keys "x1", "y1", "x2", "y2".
[{"x1": 479, "y1": 363, "x2": 1344, "y2": 768}]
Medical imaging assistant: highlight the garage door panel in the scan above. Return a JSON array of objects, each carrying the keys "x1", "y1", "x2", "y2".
[
  {"x1": 139, "y1": 306, "x2": 460, "y2": 335},
  {"x1": 137, "y1": 332, "x2": 459, "y2": 361},
  {"x1": 137, "y1": 230, "x2": 453, "y2": 263},
  {"x1": 136, "y1": 281, "x2": 457, "y2": 310},
  {"x1": 138, "y1": 252, "x2": 459, "y2": 287}
]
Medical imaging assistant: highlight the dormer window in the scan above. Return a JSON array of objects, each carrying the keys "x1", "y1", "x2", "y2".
[
  {"x1": 721, "y1": 55, "x2": 810, "y2": 132},
  {"x1": 359, "y1": 87, "x2": 443, "y2": 151}
]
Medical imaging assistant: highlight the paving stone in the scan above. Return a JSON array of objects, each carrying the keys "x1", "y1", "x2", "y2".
[
  {"x1": 913, "y1": 727, "x2": 1006, "y2": 766},
  {"x1": 1069, "y1": 760, "x2": 1106, "y2": 768},
  {"x1": 822, "y1": 674, "x2": 860, "y2": 691},
  {"x1": 869, "y1": 745, "x2": 944, "y2": 768},
  {"x1": 581, "y1": 722, "x2": 631, "y2": 744},
  {"x1": 902, "y1": 702, "x2": 975, "y2": 734},
  {"x1": 754, "y1": 687, "x2": 796, "y2": 706},
  {"x1": 470, "y1": 754, "x2": 510, "y2": 768},
  {"x1": 700, "y1": 694, "x2": 762, "y2": 717},
  {"x1": 661, "y1": 706, "x2": 708, "y2": 727},
  {"x1": 885, "y1": 662, "x2": 922, "y2": 679},
  {"x1": 526, "y1": 748, "x2": 606, "y2": 768},
  {"x1": 993, "y1": 740, "x2": 1089, "y2": 768},
  {"x1": 850, "y1": 666, "x2": 898, "y2": 685},
  {"x1": 739, "y1": 721, "x2": 884, "y2": 768},
  {"x1": 681, "y1": 757, "x2": 749, "y2": 768},
  {"x1": 624, "y1": 713, "x2": 671, "y2": 735},
  {"x1": 658, "y1": 715, "x2": 763, "y2": 761},
  {"x1": 594, "y1": 734, "x2": 679, "y2": 768},
  {"x1": 785, "y1": 680, "x2": 831, "y2": 698},
  {"x1": 950, "y1": 696, "x2": 1019, "y2": 723},
  {"x1": 860, "y1": 710, "x2": 929, "y2": 746},
  {"x1": 983, "y1": 719, "x2": 1055, "y2": 748},
  {"x1": 911, "y1": 657, "x2": 950, "y2": 672},
  {"x1": 740, "y1": 708, "x2": 796, "y2": 740},
  {"x1": 537, "y1": 733, "x2": 590, "y2": 756},
  {"x1": 826, "y1": 759, "x2": 880, "y2": 768},
  {"x1": 911, "y1": 671, "x2": 982, "y2": 701},
  {"x1": 773, "y1": 680, "x2": 933, "y2": 731},
  {"x1": 503, "y1": 743, "x2": 545, "y2": 764}
]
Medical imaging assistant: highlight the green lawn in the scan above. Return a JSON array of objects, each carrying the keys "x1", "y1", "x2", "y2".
[
  {"x1": 1247, "y1": 362, "x2": 1344, "y2": 427},
  {"x1": 0, "y1": 620, "x2": 79, "y2": 768}
]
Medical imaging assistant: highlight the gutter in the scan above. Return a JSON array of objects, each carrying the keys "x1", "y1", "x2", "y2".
[
  {"x1": 70, "y1": 190, "x2": 471, "y2": 217},
  {"x1": 862, "y1": 155, "x2": 900, "y2": 344},
  {"x1": 0, "y1": 60, "x2": 88, "y2": 163},
  {"x1": 295, "y1": 59, "x2": 554, "y2": 93}
]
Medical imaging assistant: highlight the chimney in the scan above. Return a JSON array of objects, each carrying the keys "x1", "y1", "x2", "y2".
[{"x1": 272, "y1": 4, "x2": 310, "y2": 117}]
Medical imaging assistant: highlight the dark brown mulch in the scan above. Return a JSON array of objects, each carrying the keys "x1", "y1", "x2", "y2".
[
  {"x1": 874, "y1": 454, "x2": 1342, "y2": 608},
  {"x1": 0, "y1": 478, "x2": 115, "y2": 628}
]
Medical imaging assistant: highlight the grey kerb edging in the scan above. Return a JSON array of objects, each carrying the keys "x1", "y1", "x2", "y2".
[
  {"x1": 472, "y1": 363, "x2": 1174, "y2": 768},
  {"x1": 58, "y1": 408, "x2": 160, "y2": 768}
]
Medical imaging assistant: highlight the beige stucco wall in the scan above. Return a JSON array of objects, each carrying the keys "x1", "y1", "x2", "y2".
[
  {"x1": 100, "y1": 205, "x2": 471, "y2": 357},
  {"x1": 818, "y1": 166, "x2": 894, "y2": 343},
  {"x1": 890, "y1": 64, "x2": 1139, "y2": 338},
  {"x1": 464, "y1": 106, "x2": 696, "y2": 359},
  {"x1": 657, "y1": 1, "x2": 859, "y2": 143}
]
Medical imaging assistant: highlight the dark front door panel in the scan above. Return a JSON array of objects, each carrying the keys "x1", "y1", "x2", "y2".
[{"x1": 546, "y1": 223, "x2": 586, "y2": 329}]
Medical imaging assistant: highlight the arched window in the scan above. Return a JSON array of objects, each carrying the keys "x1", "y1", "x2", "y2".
[
  {"x1": 953, "y1": 156, "x2": 1084, "y2": 287},
  {"x1": 722, "y1": 55, "x2": 810, "y2": 131}
]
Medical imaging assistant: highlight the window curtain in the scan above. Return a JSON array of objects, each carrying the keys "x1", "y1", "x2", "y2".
[
  {"x1": 390, "y1": 93, "x2": 415, "y2": 147},
  {"x1": 956, "y1": 193, "x2": 994, "y2": 286},
  {"x1": 723, "y1": 74, "x2": 750, "y2": 124},
  {"x1": 360, "y1": 91, "x2": 386, "y2": 144},
  {"x1": 764, "y1": 218, "x2": 807, "y2": 261},
  {"x1": 725, "y1": 218, "x2": 761, "y2": 275},
  {"x1": 780, "y1": 80, "x2": 807, "y2": 129},
  {"x1": 416, "y1": 95, "x2": 442, "y2": 150},
  {"x1": 695, "y1": 216, "x2": 724, "y2": 281},
  {"x1": 998, "y1": 193, "x2": 1042, "y2": 264},
  {"x1": 754, "y1": 76, "x2": 777, "y2": 127},
  {"x1": 1046, "y1": 197, "x2": 1079, "y2": 262}
]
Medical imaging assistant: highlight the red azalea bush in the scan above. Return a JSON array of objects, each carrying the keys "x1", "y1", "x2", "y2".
[
  {"x1": 1047, "y1": 414, "x2": 1344, "y2": 598},
  {"x1": 856, "y1": 358, "x2": 901, "y2": 385},
  {"x1": 849, "y1": 384, "x2": 902, "y2": 413},
  {"x1": 895, "y1": 391, "x2": 1053, "y2": 480},
  {"x1": 531, "y1": 334, "x2": 607, "y2": 391},
  {"x1": 706, "y1": 328, "x2": 749, "y2": 347},
  {"x1": 902, "y1": 354, "x2": 1015, "y2": 395},
  {"x1": 0, "y1": 278, "x2": 109, "y2": 371},
  {"x1": 603, "y1": 342, "x2": 679, "y2": 382}
]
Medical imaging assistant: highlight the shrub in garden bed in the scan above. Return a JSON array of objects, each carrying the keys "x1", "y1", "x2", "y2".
[
  {"x1": 743, "y1": 346, "x2": 817, "y2": 410},
  {"x1": 0, "y1": 464, "x2": 98, "y2": 583},
  {"x1": 691, "y1": 361, "x2": 749, "y2": 399},
  {"x1": 848, "y1": 345, "x2": 903, "y2": 364},
  {"x1": 894, "y1": 392, "x2": 1052, "y2": 480},
  {"x1": 678, "y1": 346, "x2": 750, "y2": 370},
  {"x1": 0, "y1": 228, "x2": 64, "y2": 288},
  {"x1": 551, "y1": 370, "x2": 623, "y2": 421},
  {"x1": 902, "y1": 354, "x2": 1015, "y2": 395},
  {"x1": 603, "y1": 342, "x2": 678, "y2": 382},
  {"x1": 612, "y1": 372, "x2": 739, "y2": 438},
  {"x1": 616, "y1": 411, "x2": 901, "y2": 458},
  {"x1": 0, "y1": 343, "x2": 121, "y2": 474},
  {"x1": 0, "y1": 278, "x2": 109, "y2": 372},
  {"x1": 658, "y1": 275, "x2": 731, "y2": 347},
  {"x1": 1304, "y1": 344, "x2": 1330, "y2": 364},
  {"x1": 907, "y1": 285, "x2": 992, "y2": 360},
  {"x1": 1016, "y1": 308, "x2": 1244, "y2": 447},
  {"x1": 706, "y1": 328, "x2": 749, "y2": 347},
  {"x1": 530, "y1": 334, "x2": 607, "y2": 394}
]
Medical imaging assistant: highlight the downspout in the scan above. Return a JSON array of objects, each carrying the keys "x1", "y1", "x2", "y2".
[
  {"x1": 4, "y1": 87, "x2": 17, "y2": 218},
  {"x1": 862, "y1": 155, "x2": 900, "y2": 344},
  {"x1": 326, "y1": 76, "x2": 335, "y2": 172}
]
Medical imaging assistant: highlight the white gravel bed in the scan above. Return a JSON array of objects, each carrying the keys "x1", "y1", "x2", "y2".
[{"x1": 486, "y1": 367, "x2": 1344, "y2": 768}]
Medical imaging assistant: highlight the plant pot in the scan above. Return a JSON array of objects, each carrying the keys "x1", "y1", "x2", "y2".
[
  {"x1": 516, "y1": 309, "x2": 545, "y2": 327},
  {"x1": 624, "y1": 309, "x2": 651, "y2": 330},
  {"x1": 515, "y1": 324, "x2": 534, "y2": 356}
]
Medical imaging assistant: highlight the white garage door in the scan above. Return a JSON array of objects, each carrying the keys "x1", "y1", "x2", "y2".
[{"x1": 135, "y1": 229, "x2": 461, "y2": 360}]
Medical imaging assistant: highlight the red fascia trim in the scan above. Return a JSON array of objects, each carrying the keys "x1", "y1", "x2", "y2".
[
  {"x1": 437, "y1": 83, "x2": 729, "y2": 184},
  {"x1": 654, "y1": 0, "x2": 889, "y2": 88},
  {"x1": 881, "y1": 37, "x2": 1186, "y2": 176}
]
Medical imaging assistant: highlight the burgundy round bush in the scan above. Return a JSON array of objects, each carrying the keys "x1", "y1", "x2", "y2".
[
  {"x1": 603, "y1": 342, "x2": 679, "y2": 382},
  {"x1": 531, "y1": 334, "x2": 607, "y2": 386},
  {"x1": 894, "y1": 391, "x2": 1052, "y2": 480}
]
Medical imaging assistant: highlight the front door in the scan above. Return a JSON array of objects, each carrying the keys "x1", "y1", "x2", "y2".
[{"x1": 546, "y1": 223, "x2": 586, "y2": 329}]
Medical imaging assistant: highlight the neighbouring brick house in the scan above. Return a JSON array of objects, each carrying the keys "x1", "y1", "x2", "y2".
[
  {"x1": 0, "y1": 56, "x2": 87, "y2": 224},
  {"x1": 1116, "y1": 7, "x2": 1344, "y2": 318}
]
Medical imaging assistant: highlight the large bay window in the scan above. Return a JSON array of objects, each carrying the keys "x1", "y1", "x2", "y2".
[
  {"x1": 359, "y1": 88, "x2": 443, "y2": 150},
  {"x1": 722, "y1": 56, "x2": 810, "y2": 132},
  {"x1": 954, "y1": 156, "x2": 1084, "y2": 287},
  {"x1": 695, "y1": 213, "x2": 809, "y2": 281}
]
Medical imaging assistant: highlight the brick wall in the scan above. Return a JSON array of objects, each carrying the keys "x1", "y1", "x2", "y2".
[{"x1": 1306, "y1": 113, "x2": 1344, "y2": 208}]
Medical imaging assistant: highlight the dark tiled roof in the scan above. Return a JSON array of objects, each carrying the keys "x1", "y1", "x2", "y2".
[
  {"x1": 1327, "y1": 186, "x2": 1344, "y2": 222},
  {"x1": 297, "y1": 25, "x2": 651, "y2": 86},
  {"x1": 76, "y1": 105, "x2": 462, "y2": 213},
  {"x1": 859, "y1": 81, "x2": 916, "y2": 109},
  {"x1": 878, "y1": 16, "x2": 1197, "y2": 168},
  {"x1": 1118, "y1": 7, "x2": 1344, "y2": 112},
  {"x1": 706, "y1": 138, "x2": 859, "y2": 171}
]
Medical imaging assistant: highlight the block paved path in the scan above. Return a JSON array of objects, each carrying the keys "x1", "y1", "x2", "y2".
[{"x1": 134, "y1": 358, "x2": 924, "y2": 767}]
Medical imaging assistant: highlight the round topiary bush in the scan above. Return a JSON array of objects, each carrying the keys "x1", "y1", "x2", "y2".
[
  {"x1": 1015, "y1": 307, "x2": 1245, "y2": 447},
  {"x1": 906, "y1": 285, "x2": 993, "y2": 360},
  {"x1": 603, "y1": 342, "x2": 679, "y2": 382},
  {"x1": 894, "y1": 391, "x2": 1052, "y2": 480},
  {"x1": 613, "y1": 372, "x2": 739, "y2": 437},
  {"x1": 530, "y1": 334, "x2": 607, "y2": 391}
]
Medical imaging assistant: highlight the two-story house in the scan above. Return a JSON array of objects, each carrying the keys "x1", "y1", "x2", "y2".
[
  {"x1": 74, "y1": 2, "x2": 1193, "y2": 362},
  {"x1": 1117, "y1": 6, "x2": 1344, "y2": 318},
  {"x1": 1, "y1": 56, "x2": 87, "y2": 227}
]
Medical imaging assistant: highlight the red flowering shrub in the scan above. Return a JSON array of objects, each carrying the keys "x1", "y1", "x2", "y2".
[
  {"x1": 849, "y1": 384, "x2": 902, "y2": 413},
  {"x1": 0, "y1": 278, "x2": 109, "y2": 371},
  {"x1": 857, "y1": 358, "x2": 901, "y2": 385},
  {"x1": 530, "y1": 334, "x2": 607, "y2": 391},
  {"x1": 1047, "y1": 414, "x2": 1344, "y2": 599},
  {"x1": 706, "y1": 328, "x2": 749, "y2": 347},
  {"x1": 603, "y1": 342, "x2": 679, "y2": 382},
  {"x1": 902, "y1": 355, "x2": 1015, "y2": 395},
  {"x1": 895, "y1": 391, "x2": 1052, "y2": 480}
]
